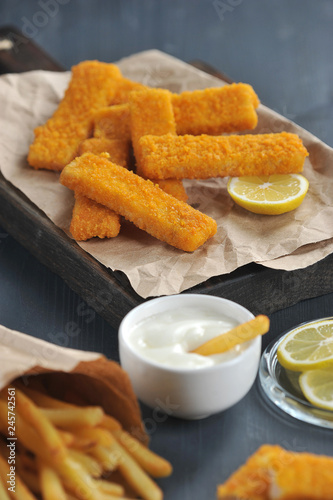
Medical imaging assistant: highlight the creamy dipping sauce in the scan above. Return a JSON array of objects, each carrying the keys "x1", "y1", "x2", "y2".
[{"x1": 126, "y1": 307, "x2": 246, "y2": 369}]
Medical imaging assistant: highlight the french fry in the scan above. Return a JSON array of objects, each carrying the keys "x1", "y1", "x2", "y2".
[
  {"x1": 113, "y1": 430, "x2": 172, "y2": 478},
  {"x1": 191, "y1": 315, "x2": 270, "y2": 356},
  {"x1": 14, "y1": 388, "x2": 67, "y2": 462},
  {"x1": 69, "y1": 427, "x2": 116, "y2": 450},
  {"x1": 0, "y1": 474, "x2": 11, "y2": 500},
  {"x1": 0, "y1": 383, "x2": 171, "y2": 500},
  {"x1": 99, "y1": 414, "x2": 123, "y2": 432},
  {"x1": 0, "y1": 400, "x2": 43, "y2": 459},
  {"x1": 58, "y1": 430, "x2": 75, "y2": 447},
  {"x1": 60, "y1": 153, "x2": 217, "y2": 252},
  {"x1": 0, "y1": 454, "x2": 37, "y2": 500},
  {"x1": 11, "y1": 391, "x2": 104, "y2": 500},
  {"x1": 93, "y1": 479, "x2": 125, "y2": 497},
  {"x1": 40, "y1": 407, "x2": 104, "y2": 429},
  {"x1": 14, "y1": 454, "x2": 40, "y2": 496},
  {"x1": 68, "y1": 449, "x2": 102, "y2": 478},
  {"x1": 138, "y1": 132, "x2": 309, "y2": 180},
  {"x1": 111, "y1": 439, "x2": 163, "y2": 500},
  {"x1": 89, "y1": 444, "x2": 120, "y2": 473},
  {"x1": 38, "y1": 461, "x2": 67, "y2": 500}
]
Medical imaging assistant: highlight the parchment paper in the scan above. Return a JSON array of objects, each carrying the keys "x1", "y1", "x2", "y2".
[
  {"x1": 0, "y1": 49, "x2": 332, "y2": 298},
  {"x1": 0, "y1": 323, "x2": 146, "y2": 438},
  {"x1": 0, "y1": 323, "x2": 99, "y2": 388}
]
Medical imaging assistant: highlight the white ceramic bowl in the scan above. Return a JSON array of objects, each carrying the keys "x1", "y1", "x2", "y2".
[{"x1": 118, "y1": 294, "x2": 261, "y2": 420}]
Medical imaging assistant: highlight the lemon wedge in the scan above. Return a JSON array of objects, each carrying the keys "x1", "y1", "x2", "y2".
[
  {"x1": 277, "y1": 319, "x2": 333, "y2": 371},
  {"x1": 299, "y1": 368, "x2": 333, "y2": 411},
  {"x1": 227, "y1": 174, "x2": 309, "y2": 214}
]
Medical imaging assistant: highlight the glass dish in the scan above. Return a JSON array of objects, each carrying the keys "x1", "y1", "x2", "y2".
[{"x1": 259, "y1": 318, "x2": 333, "y2": 430}]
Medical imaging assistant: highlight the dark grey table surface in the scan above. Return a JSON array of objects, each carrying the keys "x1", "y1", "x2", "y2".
[{"x1": 0, "y1": 1, "x2": 333, "y2": 498}]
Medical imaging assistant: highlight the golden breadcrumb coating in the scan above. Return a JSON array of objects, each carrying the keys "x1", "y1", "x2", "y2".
[
  {"x1": 172, "y1": 82, "x2": 260, "y2": 135},
  {"x1": 138, "y1": 132, "x2": 309, "y2": 179},
  {"x1": 73, "y1": 137, "x2": 131, "y2": 240},
  {"x1": 70, "y1": 193, "x2": 121, "y2": 241},
  {"x1": 74, "y1": 138, "x2": 186, "y2": 240},
  {"x1": 129, "y1": 87, "x2": 187, "y2": 201},
  {"x1": 78, "y1": 137, "x2": 130, "y2": 167},
  {"x1": 28, "y1": 60, "x2": 122, "y2": 171},
  {"x1": 111, "y1": 77, "x2": 148, "y2": 105},
  {"x1": 129, "y1": 88, "x2": 177, "y2": 171},
  {"x1": 60, "y1": 153, "x2": 217, "y2": 252},
  {"x1": 217, "y1": 445, "x2": 333, "y2": 500},
  {"x1": 93, "y1": 104, "x2": 132, "y2": 141},
  {"x1": 154, "y1": 179, "x2": 188, "y2": 203}
]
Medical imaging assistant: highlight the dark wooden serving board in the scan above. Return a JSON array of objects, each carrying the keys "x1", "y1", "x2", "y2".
[{"x1": 1, "y1": 26, "x2": 332, "y2": 330}]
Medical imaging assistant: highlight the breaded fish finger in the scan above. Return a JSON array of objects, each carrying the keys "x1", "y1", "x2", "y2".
[
  {"x1": 172, "y1": 82, "x2": 260, "y2": 135},
  {"x1": 60, "y1": 153, "x2": 217, "y2": 252},
  {"x1": 111, "y1": 77, "x2": 148, "y2": 105},
  {"x1": 138, "y1": 132, "x2": 309, "y2": 179},
  {"x1": 129, "y1": 88, "x2": 187, "y2": 201},
  {"x1": 78, "y1": 137, "x2": 130, "y2": 167},
  {"x1": 72, "y1": 137, "x2": 131, "y2": 240},
  {"x1": 70, "y1": 193, "x2": 121, "y2": 241},
  {"x1": 93, "y1": 104, "x2": 132, "y2": 141},
  {"x1": 218, "y1": 445, "x2": 333, "y2": 500},
  {"x1": 129, "y1": 88, "x2": 177, "y2": 170},
  {"x1": 28, "y1": 60, "x2": 122, "y2": 171}
]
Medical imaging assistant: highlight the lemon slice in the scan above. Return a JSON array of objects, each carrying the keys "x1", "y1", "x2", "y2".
[
  {"x1": 227, "y1": 174, "x2": 309, "y2": 214},
  {"x1": 299, "y1": 368, "x2": 333, "y2": 411},
  {"x1": 277, "y1": 319, "x2": 333, "y2": 371}
]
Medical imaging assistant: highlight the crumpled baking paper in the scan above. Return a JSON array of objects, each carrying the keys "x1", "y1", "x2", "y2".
[
  {"x1": 0, "y1": 323, "x2": 146, "y2": 438},
  {"x1": 0, "y1": 49, "x2": 332, "y2": 298}
]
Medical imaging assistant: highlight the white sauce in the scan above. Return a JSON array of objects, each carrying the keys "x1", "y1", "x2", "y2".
[{"x1": 126, "y1": 307, "x2": 245, "y2": 369}]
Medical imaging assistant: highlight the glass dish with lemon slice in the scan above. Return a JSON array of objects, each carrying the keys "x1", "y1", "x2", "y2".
[{"x1": 259, "y1": 317, "x2": 333, "y2": 429}]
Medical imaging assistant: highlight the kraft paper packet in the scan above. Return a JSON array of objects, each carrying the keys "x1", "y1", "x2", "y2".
[
  {"x1": 0, "y1": 49, "x2": 333, "y2": 298},
  {"x1": 0, "y1": 323, "x2": 146, "y2": 438}
]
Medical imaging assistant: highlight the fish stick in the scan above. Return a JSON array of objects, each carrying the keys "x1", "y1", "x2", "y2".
[
  {"x1": 73, "y1": 106, "x2": 133, "y2": 240},
  {"x1": 95, "y1": 83, "x2": 259, "y2": 142},
  {"x1": 92, "y1": 102, "x2": 188, "y2": 201},
  {"x1": 72, "y1": 137, "x2": 131, "y2": 240},
  {"x1": 217, "y1": 445, "x2": 333, "y2": 500},
  {"x1": 60, "y1": 153, "x2": 217, "y2": 252},
  {"x1": 28, "y1": 60, "x2": 122, "y2": 171},
  {"x1": 111, "y1": 77, "x2": 148, "y2": 105},
  {"x1": 153, "y1": 179, "x2": 188, "y2": 203},
  {"x1": 70, "y1": 193, "x2": 121, "y2": 241},
  {"x1": 93, "y1": 104, "x2": 132, "y2": 141},
  {"x1": 129, "y1": 88, "x2": 187, "y2": 200},
  {"x1": 172, "y1": 82, "x2": 260, "y2": 135},
  {"x1": 138, "y1": 132, "x2": 309, "y2": 179},
  {"x1": 78, "y1": 137, "x2": 130, "y2": 167},
  {"x1": 129, "y1": 88, "x2": 177, "y2": 169}
]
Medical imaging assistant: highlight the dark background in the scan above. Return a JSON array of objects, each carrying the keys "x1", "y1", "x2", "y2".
[{"x1": 0, "y1": 1, "x2": 333, "y2": 499}]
